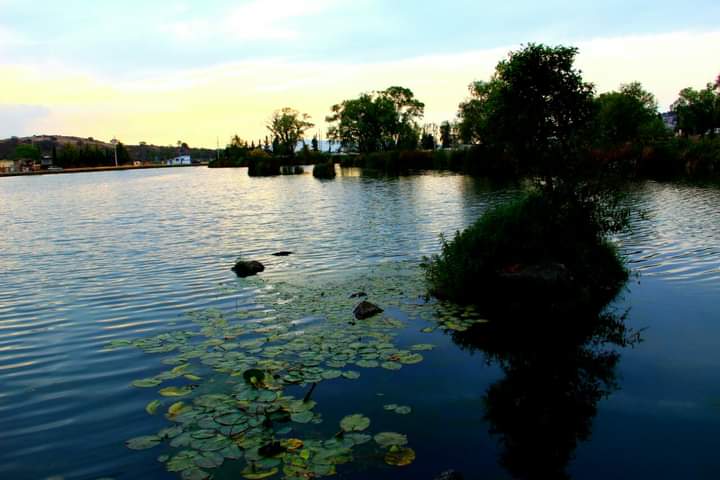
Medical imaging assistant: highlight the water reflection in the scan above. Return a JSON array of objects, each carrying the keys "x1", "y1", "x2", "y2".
[{"x1": 450, "y1": 308, "x2": 640, "y2": 479}]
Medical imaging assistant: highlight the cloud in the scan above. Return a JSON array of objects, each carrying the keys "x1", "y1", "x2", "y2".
[
  {"x1": 163, "y1": 0, "x2": 341, "y2": 42},
  {"x1": 0, "y1": 30, "x2": 717, "y2": 146}
]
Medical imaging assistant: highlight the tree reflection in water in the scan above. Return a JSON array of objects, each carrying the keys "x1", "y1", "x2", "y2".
[{"x1": 451, "y1": 309, "x2": 641, "y2": 479}]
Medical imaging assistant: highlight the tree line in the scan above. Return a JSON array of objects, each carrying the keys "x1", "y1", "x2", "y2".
[{"x1": 219, "y1": 47, "x2": 718, "y2": 178}]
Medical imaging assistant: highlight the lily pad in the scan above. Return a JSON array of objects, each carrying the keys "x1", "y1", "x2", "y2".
[
  {"x1": 381, "y1": 361, "x2": 402, "y2": 370},
  {"x1": 340, "y1": 414, "x2": 370, "y2": 432},
  {"x1": 126, "y1": 435, "x2": 161, "y2": 450},
  {"x1": 241, "y1": 467, "x2": 278, "y2": 479},
  {"x1": 374, "y1": 432, "x2": 408, "y2": 448},
  {"x1": 160, "y1": 386, "x2": 193, "y2": 397},
  {"x1": 341, "y1": 371, "x2": 360, "y2": 380},
  {"x1": 290, "y1": 410, "x2": 314, "y2": 424},
  {"x1": 384, "y1": 446, "x2": 416, "y2": 466},
  {"x1": 133, "y1": 378, "x2": 162, "y2": 388},
  {"x1": 145, "y1": 400, "x2": 162, "y2": 415}
]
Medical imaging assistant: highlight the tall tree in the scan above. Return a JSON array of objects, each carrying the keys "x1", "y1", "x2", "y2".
[
  {"x1": 440, "y1": 121, "x2": 454, "y2": 149},
  {"x1": 671, "y1": 82, "x2": 719, "y2": 136},
  {"x1": 267, "y1": 107, "x2": 314, "y2": 156},
  {"x1": 326, "y1": 86, "x2": 425, "y2": 153},
  {"x1": 457, "y1": 43, "x2": 596, "y2": 181},
  {"x1": 594, "y1": 82, "x2": 667, "y2": 145}
]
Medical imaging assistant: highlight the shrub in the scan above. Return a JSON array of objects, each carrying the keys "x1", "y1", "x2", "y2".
[
  {"x1": 312, "y1": 161, "x2": 336, "y2": 179},
  {"x1": 423, "y1": 191, "x2": 629, "y2": 315},
  {"x1": 248, "y1": 151, "x2": 280, "y2": 176}
]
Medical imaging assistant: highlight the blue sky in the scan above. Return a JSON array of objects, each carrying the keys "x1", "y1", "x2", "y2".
[
  {"x1": 2, "y1": 0, "x2": 718, "y2": 74},
  {"x1": 1, "y1": 0, "x2": 718, "y2": 145}
]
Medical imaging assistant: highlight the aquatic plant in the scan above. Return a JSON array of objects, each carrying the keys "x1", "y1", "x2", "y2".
[
  {"x1": 423, "y1": 190, "x2": 629, "y2": 314},
  {"x1": 109, "y1": 262, "x2": 487, "y2": 479},
  {"x1": 312, "y1": 161, "x2": 336, "y2": 179}
]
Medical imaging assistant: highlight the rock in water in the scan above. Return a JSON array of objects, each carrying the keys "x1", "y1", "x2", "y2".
[
  {"x1": 272, "y1": 251, "x2": 293, "y2": 257},
  {"x1": 353, "y1": 301, "x2": 383, "y2": 320},
  {"x1": 232, "y1": 260, "x2": 265, "y2": 277},
  {"x1": 349, "y1": 292, "x2": 368, "y2": 299}
]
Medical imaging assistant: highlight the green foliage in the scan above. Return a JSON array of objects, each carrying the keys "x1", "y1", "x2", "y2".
[
  {"x1": 11, "y1": 144, "x2": 41, "y2": 160},
  {"x1": 439, "y1": 121, "x2": 454, "y2": 149},
  {"x1": 594, "y1": 82, "x2": 668, "y2": 146},
  {"x1": 458, "y1": 44, "x2": 595, "y2": 181},
  {"x1": 420, "y1": 133, "x2": 435, "y2": 150},
  {"x1": 312, "y1": 161, "x2": 336, "y2": 179},
  {"x1": 248, "y1": 151, "x2": 280, "y2": 177},
  {"x1": 54, "y1": 143, "x2": 115, "y2": 168},
  {"x1": 267, "y1": 108, "x2": 314, "y2": 156},
  {"x1": 116, "y1": 142, "x2": 131, "y2": 165},
  {"x1": 684, "y1": 137, "x2": 720, "y2": 176},
  {"x1": 671, "y1": 82, "x2": 719, "y2": 136},
  {"x1": 326, "y1": 86, "x2": 424, "y2": 153},
  {"x1": 423, "y1": 191, "x2": 629, "y2": 311}
]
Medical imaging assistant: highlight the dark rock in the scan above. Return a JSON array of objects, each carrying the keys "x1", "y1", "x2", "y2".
[
  {"x1": 272, "y1": 251, "x2": 293, "y2": 257},
  {"x1": 353, "y1": 301, "x2": 383, "y2": 320},
  {"x1": 232, "y1": 260, "x2": 265, "y2": 277},
  {"x1": 434, "y1": 471, "x2": 464, "y2": 480},
  {"x1": 349, "y1": 291, "x2": 367, "y2": 299}
]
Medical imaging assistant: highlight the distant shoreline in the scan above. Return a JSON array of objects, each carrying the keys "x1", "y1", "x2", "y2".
[{"x1": 0, "y1": 164, "x2": 206, "y2": 178}]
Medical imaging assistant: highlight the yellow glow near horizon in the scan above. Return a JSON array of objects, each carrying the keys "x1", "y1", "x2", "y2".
[{"x1": 1, "y1": 30, "x2": 718, "y2": 148}]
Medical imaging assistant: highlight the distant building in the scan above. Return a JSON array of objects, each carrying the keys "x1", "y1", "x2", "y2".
[
  {"x1": 0, "y1": 159, "x2": 17, "y2": 173},
  {"x1": 166, "y1": 155, "x2": 192, "y2": 166},
  {"x1": 661, "y1": 112, "x2": 678, "y2": 132},
  {"x1": 40, "y1": 155, "x2": 53, "y2": 168}
]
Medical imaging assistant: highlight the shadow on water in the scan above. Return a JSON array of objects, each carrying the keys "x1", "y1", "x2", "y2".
[{"x1": 449, "y1": 305, "x2": 641, "y2": 480}]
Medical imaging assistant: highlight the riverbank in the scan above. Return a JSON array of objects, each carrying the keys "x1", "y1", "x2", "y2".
[{"x1": 0, "y1": 163, "x2": 205, "y2": 178}]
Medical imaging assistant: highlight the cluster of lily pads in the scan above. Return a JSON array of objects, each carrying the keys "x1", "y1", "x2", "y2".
[{"x1": 109, "y1": 262, "x2": 489, "y2": 479}]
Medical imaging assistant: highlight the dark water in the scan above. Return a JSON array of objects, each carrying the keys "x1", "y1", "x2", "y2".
[{"x1": 0, "y1": 168, "x2": 718, "y2": 479}]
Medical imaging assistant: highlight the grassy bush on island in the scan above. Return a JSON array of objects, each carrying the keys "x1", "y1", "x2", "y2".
[
  {"x1": 423, "y1": 190, "x2": 629, "y2": 314},
  {"x1": 247, "y1": 149, "x2": 280, "y2": 177},
  {"x1": 312, "y1": 161, "x2": 336, "y2": 179}
]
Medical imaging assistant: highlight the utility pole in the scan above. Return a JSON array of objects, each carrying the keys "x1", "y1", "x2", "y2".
[{"x1": 111, "y1": 138, "x2": 118, "y2": 167}]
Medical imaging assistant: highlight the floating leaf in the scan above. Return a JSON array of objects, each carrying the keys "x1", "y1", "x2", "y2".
[
  {"x1": 374, "y1": 432, "x2": 408, "y2": 448},
  {"x1": 384, "y1": 446, "x2": 416, "y2": 466},
  {"x1": 395, "y1": 406, "x2": 412, "y2": 415},
  {"x1": 145, "y1": 400, "x2": 161, "y2": 415},
  {"x1": 340, "y1": 414, "x2": 370, "y2": 432},
  {"x1": 168, "y1": 401, "x2": 186, "y2": 416},
  {"x1": 383, "y1": 404, "x2": 399, "y2": 411},
  {"x1": 381, "y1": 361, "x2": 402, "y2": 370},
  {"x1": 399, "y1": 353, "x2": 423, "y2": 365},
  {"x1": 410, "y1": 344, "x2": 435, "y2": 351},
  {"x1": 133, "y1": 378, "x2": 161, "y2": 388},
  {"x1": 160, "y1": 386, "x2": 192, "y2": 397},
  {"x1": 341, "y1": 371, "x2": 360, "y2": 380},
  {"x1": 356, "y1": 360, "x2": 379, "y2": 368},
  {"x1": 126, "y1": 435, "x2": 161, "y2": 450},
  {"x1": 290, "y1": 410, "x2": 314, "y2": 424},
  {"x1": 241, "y1": 467, "x2": 278, "y2": 479}
]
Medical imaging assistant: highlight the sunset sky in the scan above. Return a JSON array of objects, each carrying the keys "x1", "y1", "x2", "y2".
[{"x1": 1, "y1": 0, "x2": 718, "y2": 147}]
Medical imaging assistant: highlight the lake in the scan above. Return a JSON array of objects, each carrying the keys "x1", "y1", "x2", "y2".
[{"x1": 1, "y1": 167, "x2": 719, "y2": 480}]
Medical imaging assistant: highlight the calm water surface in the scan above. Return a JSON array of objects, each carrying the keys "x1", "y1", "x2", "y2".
[{"x1": 0, "y1": 168, "x2": 718, "y2": 479}]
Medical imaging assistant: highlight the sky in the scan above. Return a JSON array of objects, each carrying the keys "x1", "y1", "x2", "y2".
[{"x1": 0, "y1": 0, "x2": 718, "y2": 147}]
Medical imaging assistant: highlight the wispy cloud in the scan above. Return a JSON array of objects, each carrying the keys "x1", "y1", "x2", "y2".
[
  {"x1": 163, "y1": 0, "x2": 342, "y2": 42},
  {"x1": 1, "y1": 30, "x2": 717, "y2": 146}
]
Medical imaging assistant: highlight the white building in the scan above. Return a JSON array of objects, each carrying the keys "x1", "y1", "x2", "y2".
[{"x1": 166, "y1": 155, "x2": 192, "y2": 166}]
